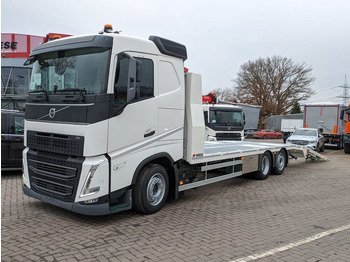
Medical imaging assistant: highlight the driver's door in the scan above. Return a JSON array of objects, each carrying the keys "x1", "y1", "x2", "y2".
[{"x1": 108, "y1": 53, "x2": 158, "y2": 190}]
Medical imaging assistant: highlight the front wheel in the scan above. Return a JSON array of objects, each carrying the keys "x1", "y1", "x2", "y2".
[
  {"x1": 133, "y1": 164, "x2": 169, "y2": 214},
  {"x1": 254, "y1": 152, "x2": 271, "y2": 180},
  {"x1": 273, "y1": 150, "x2": 286, "y2": 175},
  {"x1": 319, "y1": 143, "x2": 325, "y2": 152}
]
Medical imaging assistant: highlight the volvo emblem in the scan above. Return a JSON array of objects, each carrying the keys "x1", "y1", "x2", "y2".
[{"x1": 49, "y1": 108, "x2": 56, "y2": 119}]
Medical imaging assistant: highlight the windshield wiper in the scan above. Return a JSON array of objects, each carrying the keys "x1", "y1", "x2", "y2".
[
  {"x1": 28, "y1": 86, "x2": 48, "y2": 102},
  {"x1": 56, "y1": 88, "x2": 87, "y2": 103},
  {"x1": 55, "y1": 88, "x2": 87, "y2": 94}
]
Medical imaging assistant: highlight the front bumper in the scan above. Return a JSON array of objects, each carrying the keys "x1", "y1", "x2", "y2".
[
  {"x1": 23, "y1": 184, "x2": 132, "y2": 216},
  {"x1": 286, "y1": 141, "x2": 318, "y2": 150}
]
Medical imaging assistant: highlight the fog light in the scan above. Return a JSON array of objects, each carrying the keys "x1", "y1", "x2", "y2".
[{"x1": 84, "y1": 198, "x2": 99, "y2": 204}]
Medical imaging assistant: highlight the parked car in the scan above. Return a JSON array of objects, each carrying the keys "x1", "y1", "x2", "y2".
[
  {"x1": 286, "y1": 128, "x2": 325, "y2": 152},
  {"x1": 244, "y1": 129, "x2": 255, "y2": 138},
  {"x1": 1, "y1": 109, "x2": 25, "y2": 171},
  {"x1": 253, "y1": 129, "x2": 283, "y2": 139}
]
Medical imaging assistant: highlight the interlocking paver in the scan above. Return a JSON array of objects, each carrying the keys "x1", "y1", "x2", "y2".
[{"x1": 2, "y1": 148, "x2": 350, "y2": 261}]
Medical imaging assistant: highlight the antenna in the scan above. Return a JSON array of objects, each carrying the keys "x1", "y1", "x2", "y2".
[{"x1": 336, "y1": 75, "x2": 350, "y2": 105}]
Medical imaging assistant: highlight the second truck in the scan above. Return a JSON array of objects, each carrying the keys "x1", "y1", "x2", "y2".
[
  {"x1": 341, "y1": 102, "x2": 350, "y2": 153},
  {"x1": 202, "y1": 93, "x2": 245, "y2": 141},
  {"x1": 304, "y1": 103, "x2": 346, "y2": 149},
  {"x1": 23, "y1": 25, "x2": 312, "y2": 216}
]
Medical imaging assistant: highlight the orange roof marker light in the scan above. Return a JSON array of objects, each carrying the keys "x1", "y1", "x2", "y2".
[
  {"x1": 104, "y1": 24, "x2": 113, "y2": 33},
  {"x1": 101, "y1": 24, "x2": 121, "y2": 34}
]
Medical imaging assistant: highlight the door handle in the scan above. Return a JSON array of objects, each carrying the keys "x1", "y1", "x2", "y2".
[{"x1": 144, "y1": 130, "x2": 155, "y2": 138}]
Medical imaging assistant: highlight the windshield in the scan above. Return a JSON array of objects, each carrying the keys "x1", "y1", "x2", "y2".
[
  {"x1": 294, "y1": 129, "x2": 317, "y2": 136},
  {"x1": 209, "y1": 109, "x2": 243, "y2": 126},
  {"x1": 29, "y1": 47, "x2": 111, "y2": 95}
]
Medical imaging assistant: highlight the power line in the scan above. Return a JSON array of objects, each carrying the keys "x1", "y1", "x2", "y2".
[{"x1": 335, "y1": 75, "x2": 349, "y2": 105}]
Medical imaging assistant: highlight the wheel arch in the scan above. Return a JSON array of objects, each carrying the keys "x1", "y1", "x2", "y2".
[{"x1": 131, "y1": 153, "x2": 178, "y2": 200}]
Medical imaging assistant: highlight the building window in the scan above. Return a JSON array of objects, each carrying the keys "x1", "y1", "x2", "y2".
[{"x1": 1, "y1": 66, "x2": 32, "y2": 95}]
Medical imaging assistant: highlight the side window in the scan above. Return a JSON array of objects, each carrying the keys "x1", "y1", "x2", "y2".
[
  {"x1": 14, "y1": 116, "x2": 24, "y2": 135},
  {"x1": 114, "y1": 54, "x2": 154, "y2": 107},
  {"x1": 136, "y1": 58, "x2": 154, "y2": 100}
]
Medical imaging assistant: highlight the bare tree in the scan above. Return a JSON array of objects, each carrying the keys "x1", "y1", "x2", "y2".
[
  {"x1": 210, "y1": 87, "x2": 237, "y2": 102},
  {"x1": 233, "y1": 56, "x2": 315, "y2": 122}
]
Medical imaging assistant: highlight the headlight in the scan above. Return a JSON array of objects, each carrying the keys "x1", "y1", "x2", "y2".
[
  {"x1": 310, "y1": 140, "x2": 317, "y2": 143},
  {"x1": 208, "y1": 136, "x2": 217, "y2": 141},
  {"x1": 80, "y1": 160, "x2": 104, "y2": 197}
]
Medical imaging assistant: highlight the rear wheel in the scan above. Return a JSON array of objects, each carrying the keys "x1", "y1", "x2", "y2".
[
  {"x1": 344, "y1": 144, "x2": 350, "y2": 154},
  {"x1": 263, "y1": 135, "x2": 267, "y2": 139},
  {"x1": 273, "y1": 150, "x2": 286, "y2": 175},
  {"x1": 254, "y1": 152, "x2": 271, "y2": 180},
  {"x1": 133, "y1": 164, "x2": 169, "y2": 214}
]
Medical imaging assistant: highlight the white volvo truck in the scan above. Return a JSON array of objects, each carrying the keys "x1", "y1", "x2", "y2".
[
  {"x1": 23, "y1": 26, "x2": 309, "y2": 215},
  {"x1": 203, "y1": 103, "x2": 245, "y2": 141}
]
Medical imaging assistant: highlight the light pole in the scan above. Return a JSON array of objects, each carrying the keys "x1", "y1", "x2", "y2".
[{"x1": 274, "y1": 102, "x2": 277, "y2": 131}]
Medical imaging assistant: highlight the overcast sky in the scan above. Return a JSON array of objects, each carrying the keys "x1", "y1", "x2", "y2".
[{"x1": 2, "y1": 0, "x2": 350, "y2": 104}]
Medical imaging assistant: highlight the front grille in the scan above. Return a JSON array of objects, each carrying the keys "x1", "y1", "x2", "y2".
[
  {"x1": 31, "y1": 177, "x2": 74, "y2": 197},
  {"x1": 290, "y1": 140, "x2": 310, "y2": 145},
  {"x1": 27, "y1": 131, "x2": 84, "y2": 156},
  {"x1": 27, "y1": 150, "x2": 84, "y2": 202},
  {"x1": 216, "y1": 132, "x2": 242, "y2": 141},
  {"x1": 29, "y1": 159, "x2": 77, "y2": 179}
]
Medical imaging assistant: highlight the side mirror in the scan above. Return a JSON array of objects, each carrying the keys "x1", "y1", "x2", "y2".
[
  {"x1": 125, "y1": 55, "x2": 137, "y2": 103},
  {"x1": 340, "y1": 109, "x2": 344, "y2": 120},
  {"x1": 136, "y1": 60, "x2": 142, "y2": 82}
]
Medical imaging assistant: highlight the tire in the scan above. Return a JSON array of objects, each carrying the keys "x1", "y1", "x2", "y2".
[
  {"x1": 337, "y1": 136, "x2": 344, "y2": 149},
  {"x1": 320, "y1": 143, "x2": 324, "y2": 152},
  {"x1": 254, "y1": 152, "x2": 271, "y2": 180},
  {"x1": 263, "y1": 135, "x2": 267, "y2": 139},
  {"x1": 345, "y1": 144, "x2": 350, "y2": 154},
  {"x1": 273, "y1": 150, "x2": 286, "y2": 175},
  {"x1": 132, "y1": 164, "x2": 169, "y2": 214},
  {"x1": 277, "y1": 135, "x2": 282, "y2": 139}
]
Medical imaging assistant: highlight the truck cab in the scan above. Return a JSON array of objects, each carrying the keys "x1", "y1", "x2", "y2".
[
  {"x1": 22, "y1": 26, "x2": 188, "y2": 215},
  {"x1": 341, "y1": 103, "x2": 350, "y2": 153},
  {"x1": 203, "y1": 104, "x2": 244, "y2": 141}
]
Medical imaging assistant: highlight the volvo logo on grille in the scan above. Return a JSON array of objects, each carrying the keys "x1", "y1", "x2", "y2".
[{"x1": 49, "y1": 108, "x2": 56, "y2": 119}]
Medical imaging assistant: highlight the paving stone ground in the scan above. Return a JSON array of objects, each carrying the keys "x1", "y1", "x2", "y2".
[{"x1": 2, "y1": 146, "x2": 350, "y2": 261}]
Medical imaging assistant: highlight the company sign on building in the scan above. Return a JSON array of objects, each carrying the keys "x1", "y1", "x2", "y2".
[{"x1": 1, "y1": 33, "x2": 45, "y2": 58}]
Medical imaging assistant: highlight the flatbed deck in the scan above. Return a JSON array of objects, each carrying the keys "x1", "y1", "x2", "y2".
[{"x1": 192, "y1": 140, "x2": 307, "y2": 163}]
